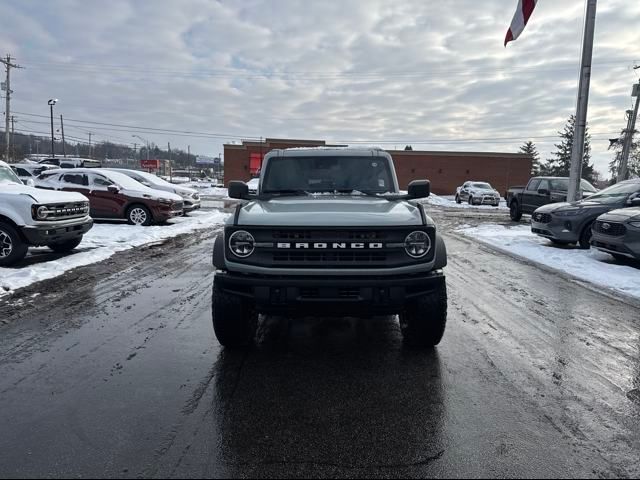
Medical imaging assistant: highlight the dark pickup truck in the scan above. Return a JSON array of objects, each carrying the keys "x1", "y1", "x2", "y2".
[{"x1": 506, "y1": 176, "x2": 598, "y2": 221}]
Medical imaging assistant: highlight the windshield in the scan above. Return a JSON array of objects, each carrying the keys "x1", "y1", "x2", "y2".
[
  {"x1": 472, "y1": 183, "x2": 492, "y2": 189},
  {"x1": 132, "y1": 170, "x2": 171, "y2": 187},
  {"x1": 105, "y1": 171, "x2": 158, "y2": 191},
  {"x1": 548, "y1": 178, "x2": 597, "y2": 192},
  {"x1": 585, "y1": 182, "x2": 640, "y2": 204},
  {"x1": 261, "y1": 156, "x2": 395, "y2": 194},
  {"x1": 0, "y1": 165, "x2": 22, "y2": 185}
]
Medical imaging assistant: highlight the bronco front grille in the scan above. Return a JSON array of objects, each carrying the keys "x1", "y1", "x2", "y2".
[
  {"x1": 38, "y1": 202, "x2": 90, "y2": 221},
  {"x1": 226, "y1": 226, "x2": 436, "y2": 269},
  {"x1": 594, "y1": 221, "x2": 626, "y2": 236}
]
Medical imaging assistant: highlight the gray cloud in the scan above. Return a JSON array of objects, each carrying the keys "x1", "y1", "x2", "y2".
[{"x1": 2, "y1": 0, "x2": 639, "y2": 176}]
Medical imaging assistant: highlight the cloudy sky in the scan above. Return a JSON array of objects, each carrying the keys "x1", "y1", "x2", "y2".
[{"x1": 2, "y1": 0, "x2": 639, "y2": 175}]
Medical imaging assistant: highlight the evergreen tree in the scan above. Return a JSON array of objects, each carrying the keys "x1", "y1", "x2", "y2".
[
  {"x1": 542, "y1": 115, "x2": 596, "y2": 184},
  {"x1": 404, "y1": 145, "x2": 413, "y2": 151},
  {"x1": 519, "y1": 140, "x2": 541, "y2": 175},
  {"x1": 607, "y1": 128, "x2": 639, "y2": 182}
]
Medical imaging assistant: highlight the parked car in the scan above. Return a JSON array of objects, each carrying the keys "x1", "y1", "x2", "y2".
[
  {"x1": 247, "y1": 177, "x2": 260, "y2": 194},
  {"x1": 107, "y1": 169, "x2": 201, "y2": 213},
  {"x1": 213, "y1": 147, "x2": 448, "y2": 348},
  {"x1": 10, "y1": 163, "x2": 60, "y2": 186},
  {"x1": 506, "y1": 177, "x2": 598, "y2": 221},
  {"x1": 530, "y1": 179, "x2": 640, "y2": 248},
  {"x1": 36, "y1": 168, "x2": 184, "y2": 226},
  {"x1": 38, "y1": 157, "x2": 102, "y2": 169},
  {"x1": 591, "y1": 207, "x2": 640, "y2": 262},
  {"x1": 455, "y1": 181, "x2": 500, "y2": 206},
  {"x1": 0, "y1": 160, "x2": 93, "y2": 266}
]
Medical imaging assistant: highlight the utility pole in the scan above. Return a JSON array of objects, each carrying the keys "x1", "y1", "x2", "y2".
[
  {"x1": 10, "y1": 115, "x2": 15, "y2": 161},
  {"x1": 60, "y1": 115, "x2": 66, "y2": 157},
  {"x1": 567, "y1": 0, "x2": 597, "y2": 203},
  {"x1": 88, "y1": 132, "x2": 92, "y2": 159},
  {"x1": 168, "y1": 142, "x2": 172, "y2": 183},
  {"x1": 187, "y1": 145, "x2": 191, "y2": 181},
  {"x1": 618, "y1": 76, "x2": 640, "y2": 182},
  {"x1": 1, "y1": 55, "x2": 22, "y2": 162}
]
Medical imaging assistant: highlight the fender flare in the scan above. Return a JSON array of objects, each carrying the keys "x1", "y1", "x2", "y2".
[
  {"x1": 433, "y1": 234, "x2": 447, "y2": 270},
  {"x1": 213, "y1": 233, "x2": 226, "y2": 269}
]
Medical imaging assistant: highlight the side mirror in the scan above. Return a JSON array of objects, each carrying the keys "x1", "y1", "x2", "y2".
[
  {"x1": 628, "y1": 197, "x2": 640, "y2": 207},
  {"x1": 408, "y1": 179, "x2": 431, "y2": 199},
  {"x1": 538, "y1": 188, "x2": 550, "y2": 196},
  {"x1": 107, "y1": 185, "x2": 120, "y2": 193},
  {"x1": 228, "y1": 181, "x2": 249, "y2": 200}
]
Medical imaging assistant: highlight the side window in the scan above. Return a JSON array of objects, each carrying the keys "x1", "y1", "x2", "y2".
[
  {"x1": 61, "y1": 173, "x2": 88, "y2": 186},
  {"x1": 537, "y1": 180, "x2": 550, "y2": 192},
  {"x1": 527, "y1": 179, "x2": 541, "y2": 191},
  {"x1": 90, "y1": 174, "x2": 113, "y2": 187},
  {"x1": 16, "y1": 168, "x2": 31, "y2": 177}
]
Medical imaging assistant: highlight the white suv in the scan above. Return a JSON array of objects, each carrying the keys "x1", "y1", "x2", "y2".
[{"x1": 0, "y1": 161, "x2": 93, "y2": 266}]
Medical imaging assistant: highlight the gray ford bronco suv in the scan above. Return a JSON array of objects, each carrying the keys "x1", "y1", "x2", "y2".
[{"x1": 212, "y1": 148, "x2": 448, "y2": 348}]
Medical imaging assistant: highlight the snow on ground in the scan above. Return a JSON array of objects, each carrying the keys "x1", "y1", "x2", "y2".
[
  {"x1": 183, "y1": 182, "x2": 228, "y2": 197},
  {"x1": 425, "y1": 194, "x2": 508, "y2": 210},
  {"x1": 0, "y1": 210, "x2": 230, "y2": 297},
  {"x1": 459, "y1": 224, "x2": 640, "y2": 300}
]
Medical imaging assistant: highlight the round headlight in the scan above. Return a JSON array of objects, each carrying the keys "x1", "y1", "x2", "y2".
[
  {"x1": 229, "y1": 230, "x2": 255, "y2": 258},
  {"x1": 404, "y1": 231, "x2": 431, "y2": 258},
  {"x1": 37, "y1": 206, "x2": 49, "y2": 219}
]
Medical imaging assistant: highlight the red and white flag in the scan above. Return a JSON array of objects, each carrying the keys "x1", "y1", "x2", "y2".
[{"x1": 504, "y1": 0, "x2": 538, "y2": 46}]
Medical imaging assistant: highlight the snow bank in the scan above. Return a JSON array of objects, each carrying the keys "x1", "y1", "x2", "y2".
[
  {"x1": 425, "y1": 194, "x2": 508, "y2": 210},
  {"x1": 459, "y1": 224, "x2": 640, "y2": 300},
  {"x1": 0, "y1": 210, "x2": 230, "y2": 296}
]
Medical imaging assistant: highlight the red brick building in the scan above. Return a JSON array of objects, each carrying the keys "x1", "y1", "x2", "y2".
[{"x1": 223, "y1": 138, "x2": 532, "y2": 195}]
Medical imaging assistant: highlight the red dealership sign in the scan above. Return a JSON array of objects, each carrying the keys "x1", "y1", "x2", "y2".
[{"x1": 141, "y1": 159, "x2": 161, "y2": 170}]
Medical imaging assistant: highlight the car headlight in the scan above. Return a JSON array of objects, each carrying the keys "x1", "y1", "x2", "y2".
[
  {"x1": 158, "y1": 198, "x2": 173, "y2": 204},
  {"x1": 229, "y1": 230, "x2": 255, "y2": 258},
  {"x1": 629, "y1": 221, "x2": 640, "y2": 228},
  {"x1": 555, "y1": 209, "x2": 581, "y2": 217},
  {"x1": 404, "y1": 231, "x2": 431, "y2": 258},
  {"x1": 35, "y1": 206, "x2": 50, "y2": 219}
]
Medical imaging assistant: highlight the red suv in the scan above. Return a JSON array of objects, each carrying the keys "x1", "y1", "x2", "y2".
[{"x1": 36, "y1": 169, "x2": 184, "y2": 225}]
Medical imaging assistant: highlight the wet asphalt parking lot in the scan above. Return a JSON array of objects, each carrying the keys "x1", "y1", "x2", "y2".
[{"x1": 0, "y1": 207, "x2": 639, "y2": 478}]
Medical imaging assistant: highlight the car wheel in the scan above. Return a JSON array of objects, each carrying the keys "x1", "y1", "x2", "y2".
[
  {"x1": 127, "y1": 205, "x2": 153, "y2": 226},
  {"x1": 468, "y1": 196, "x2": 474, "y2": 205},
  {"x1": 400, "y1": 281, "x2": 447, "y2": 348},
  {"x1": 212, "y1": 281, "x2": 258, "y2": 348},
  {"x1": 611, "y1": 254, "x2": 628, "y2": 262},
  {"x1": 509, "y1": 201, "x2": 522, "y2": 221},
  {"x1": 49, "y1": 237, "x2": 83, "y2": 253},
  {"x1": 455, "y1": 195, "x2": 461, "y2": 204},
  {"x1": 579, "y1": 222, "x2": 594, "y2": 249},
  {"x1": 0, "y1": 222, "x2": 28, "y2": 267}
]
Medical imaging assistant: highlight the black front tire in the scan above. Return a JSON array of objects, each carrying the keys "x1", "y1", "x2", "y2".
[
  {"x1": 126, "y1": 205, "x2": 153, "y2": 226},
  {"x1": 579, "y1": 222, "x2": 594, "y2": 249},
  {"x1": 212, "y1": 282, "x2": 258, "y2": 348},
  {"x1": 0, "y1": 222, "x2": 28, "y2": 267},
  {"x1": 400, "y1": 281, "x2": 448, "y2": 348},
  {"x1": 509, "y1": 201, "x2": 522, "y2": 221},
  {"x1": 49, "y1": 237, "x2": 83, "y2": 253},
  {"x1": 455, "y1": 195, "x2": 461, "y2": 204},
  {"x1": 611, "y1": 253, "x2": 628, "y2": 262}
]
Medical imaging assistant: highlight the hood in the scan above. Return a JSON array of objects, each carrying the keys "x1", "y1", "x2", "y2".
[
  {"x1": 597, "y1": 207, "x2": 640, "y2": 222},
  {"x1": 535, "y1": 199, "x2": 613, "y2": 214},
  {"x1": 173, "y1": 185, "x2": 197, "y2": 196},
  {"x1": 122, "y1": 186, "x2": 183, "y2": 202},
  {"x1": 470, "y1": 187, "x2": 498, "y2": 195},
  {"x1": 0, "y1": 184, "x2": 89, "y2": 204},
  {"x1": 237, "y1": 196, "x2": 424, "y2": 227}
]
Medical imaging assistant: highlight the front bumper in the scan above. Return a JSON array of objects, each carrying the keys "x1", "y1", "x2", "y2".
[
  {"x1": 591, "y1": 230, "x2": 640, "y2": 259},
  {"x1": 21, "y1": 218, "x2": 93, "y2": 246},
  {"x1": 531, "y1": 216, "x2": 581, "y2": 243},
  {"x1": 214, "y1": 270, "x2": 446, "y2": 315},
  {"x1": 183, "y1": 201, "x2": 201, "y2": 213},
  {"x1": 472, "y1": 195, "x2": 500, "y2": 205},
  {"x1": 153, "y1": 205, "x2": 185, "y2": 221}
]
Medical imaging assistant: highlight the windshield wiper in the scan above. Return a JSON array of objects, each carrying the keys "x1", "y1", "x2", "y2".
[{"x1": 260, "y1": 189, "x2": 311, "y2": 197}]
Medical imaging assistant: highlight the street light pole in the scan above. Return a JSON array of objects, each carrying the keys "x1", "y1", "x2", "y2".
[{"x1": 48, "y1": 99, "x2": 57, "y2": 158}]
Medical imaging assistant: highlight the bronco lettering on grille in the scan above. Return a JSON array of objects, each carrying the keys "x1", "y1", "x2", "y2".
[{"x1": 276, "y1": 242, "x2": 384, "y2": 249}]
